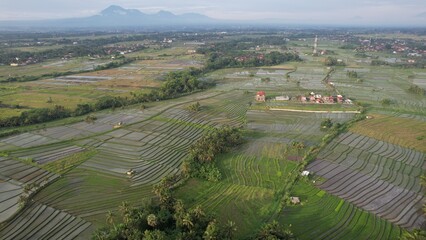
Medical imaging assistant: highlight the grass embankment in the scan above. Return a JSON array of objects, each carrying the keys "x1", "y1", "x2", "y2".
[{"x1": 41, "y1": 150, "x2": 97, "y2": 175}]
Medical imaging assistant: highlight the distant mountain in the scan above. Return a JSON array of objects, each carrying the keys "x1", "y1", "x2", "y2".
[
  {"x1": 0, "y1": 5, "x2": 220, "y2": 30},
  {"x1": 99, "y1": 5, "x2": 144, "y2": 17}
]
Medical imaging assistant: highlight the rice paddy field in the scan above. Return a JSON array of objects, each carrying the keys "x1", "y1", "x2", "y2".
[
  {"x1": 0, "y1": 33, "x2": 425, "y2": 239},
  {"x1": 0, "y1": 46, "x2": 204, "y2": 119}
]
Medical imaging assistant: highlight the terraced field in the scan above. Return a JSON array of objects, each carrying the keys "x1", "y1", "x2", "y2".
[
  {"x1": 0, "y1": 89, "x2": 255, "y2": 237},
  {"x1": 10, "y1": 144, "x2": 85, "y2": 165},
  {"x1": 1, "y1": 35, "x2": 424, "y2": 239},
  {"x1": 0, "y1": 203, "x2": 93, "y2": 240},
  {"x1": 307, "y1": 132, "x2": 425, "y2": 229},
  {"x1": 177, "y1": 154, "x2": 297, "y2": 238},
  {"x1": 247, "y1": 110, "x2": 355, "y2": 143},
  {"x1": 0, "y1": 156, "x2": 58, "y2": 222},
  {"x1": 176, "y1": 109, "x2": 385, "y2": 239},
  {"x1": 280, "y1": 180, "x2": 401, "y2": 240}
]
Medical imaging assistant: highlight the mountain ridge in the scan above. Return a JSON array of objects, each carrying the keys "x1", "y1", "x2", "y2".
[{"x1": 0, "y1": 5, "x2": 220, "y2": 29}]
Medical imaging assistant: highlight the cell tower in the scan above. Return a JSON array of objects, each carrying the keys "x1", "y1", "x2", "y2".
[{"x1": 313, "y1": 35, "x2": 318, "y2": 55}]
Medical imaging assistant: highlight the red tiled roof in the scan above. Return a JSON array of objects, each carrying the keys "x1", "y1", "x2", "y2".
[{"x1": 256, "y1": 91, "x2": 265, "y2": 96}]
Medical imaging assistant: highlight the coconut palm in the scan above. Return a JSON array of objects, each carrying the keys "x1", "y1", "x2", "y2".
[
  {"x1": 182, "y1": 213, "x2": 194, "y2": 230},
  {"x1": 147, "y1": 214, "x2": 158, "y2": 227},
  {"x1": 106, "y1": 210, "x2": 115, "y2": 229},
  {"x1": 119, "y1": 201, "x2": 130, "y2": 216},
  {"x1": 223, "y1": 220, "x2": 237, "y2": 239},
  {"x1": 192, "y1": 205, "x2": 205, "y2": 220},
  {"x1": 401, "y1": 229, "x2": 426, "y2": 240},
  {"x1": 203, "y1": 220, "x2": 219, "y2": 240}
]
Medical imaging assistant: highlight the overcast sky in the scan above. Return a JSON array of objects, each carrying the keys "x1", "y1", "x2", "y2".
[{"x1": 1, "y1": 0, "x2": 426, "y2": 26}]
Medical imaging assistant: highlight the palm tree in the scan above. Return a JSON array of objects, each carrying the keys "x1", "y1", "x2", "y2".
[
  {"x1": 203, "y1": 220, "x2": 219, "y2": 240},
  {"x1": 223, "y1": 221, "x2": 237, "y2": 239},
  {"x1": 147, "y1": 214, "x2": 158, "y2": 227},
  {"x1": 106, "y1": 210, "x2": 115, "y2": 229},
  {"x1": 119, "y1": 201, "x2": 130, "y2": 216},
  {"x1": 192, "y1": 205, "x2": 205, "y2": 220},
  {"x1": 401, "y1": 229, "x2": 426, "y2": 240},
  {"x1": 182, "y1": 213, "x2": 194, "y2": 230}
]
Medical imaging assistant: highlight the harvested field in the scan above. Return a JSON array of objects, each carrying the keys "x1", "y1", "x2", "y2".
[{"x1": 350, "y1": 114, "x2": 426, "y2": 152}]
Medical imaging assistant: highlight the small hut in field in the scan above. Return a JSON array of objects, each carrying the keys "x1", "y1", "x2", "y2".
[
  {"x1": 290, "y1": 196, "x2": 300, "y2": 205},
  {"x1": 255, "y1": 91, "x2": 266, "y2": 102}
]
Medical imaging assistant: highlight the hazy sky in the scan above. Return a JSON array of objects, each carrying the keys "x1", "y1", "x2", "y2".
[{"x1": 1, "y1": 0, "x2": 426, "y2": 26}]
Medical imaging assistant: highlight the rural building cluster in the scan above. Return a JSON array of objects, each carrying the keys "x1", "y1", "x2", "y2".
[{"x1": 255, "y1": 91, "x2": 353, "y2": 104}]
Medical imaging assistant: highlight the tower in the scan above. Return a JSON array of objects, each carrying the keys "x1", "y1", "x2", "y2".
[{"x1": 313, "y1": 35, "x2": 318, "y2": 55}]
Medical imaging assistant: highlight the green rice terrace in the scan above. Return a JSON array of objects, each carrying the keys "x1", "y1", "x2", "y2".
[{"x1": 0, "y1": 30, "x2": 425, "y2": 239}]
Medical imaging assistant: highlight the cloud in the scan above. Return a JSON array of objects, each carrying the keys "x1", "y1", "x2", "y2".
[{"x1": 416, "y1": 12, "x2": 426, "y2": 18}]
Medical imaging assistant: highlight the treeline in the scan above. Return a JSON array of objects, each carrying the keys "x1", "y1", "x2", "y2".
[
  {"x1": 197, "y1": 37, "x2": 288, "y2": 55},
  {"x1": 0, "y1": 68, "x2": 210, "y2": 128},
  {"x1": 94, "y1": 176, "x2": 237, "y2": 239},
  {"x1": 205, "y1": 51, "x2": 300, "y2": 71},
  {"x1": 324, "y1": 57, "x2": 345, "y2": 66},
  {"x1": 371, "y1": 59, "x2": 425, "y2": 69},
  {"x1": 0, "y1": 105, "x2": 71, "y2": 128},
  {"x1": 196, "y1": 37, "x2": 300, "y2": 71},
  {"x1": 0, "y1": 34, "x2": 154, "y2": 65},
  {"x1": 182, "y1": 126, "x2": 243, "y2": 182}
]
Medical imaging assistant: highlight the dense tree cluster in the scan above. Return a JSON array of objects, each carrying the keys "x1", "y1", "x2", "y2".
[
  {"x1": 182, "y1": 126, "x2": 243, "y2": 182},
  {"x1": 324, "y1": 57, "x2": 345, "y2": 66},
  {"x1": 408, "y1": 84, "x2": 426, "y2": 95},
  {"x1": 159, "y1": 68, "x2": 205, "y2": 98},
  {"x1": 255, "y1": 221, "x2": 295, "y2": 240},
  {"x1": 93, "y1": 176, "x2": 236, "y2": 240},
  {"x1": 320, "y1": 119, "x2": 333, "y2": 130},
  {"x1": 196, "y1": 37, "x2": 300, "y2": 71},
  {"x1": 0, "y1": 105, "x2": 71, "y2": 127},
  {"x1": 186, "y1": 102, "x2": 201, "y2": 112},
  {"x1": 346, "y1": 70, "x2": 358, "y2": 79},
  {"x1": 197, "y1": 37, "x2": 288, "y2": 55},
  {"x1": 205, "y1": 51, "x2": 300, "y2": 71}
]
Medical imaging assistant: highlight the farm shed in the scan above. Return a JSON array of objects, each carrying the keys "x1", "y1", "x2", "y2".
[{"x1": 290, "y1": 197, "x2": 300, "y2": 205}]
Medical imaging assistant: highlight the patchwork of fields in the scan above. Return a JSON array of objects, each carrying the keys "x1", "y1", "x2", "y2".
[
  {"x1": 0, "y1": 34, "x2": 425, "y2": 239},
  {"x1": 0, "y1": 89, "x2": 252, "y2": 236}
]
